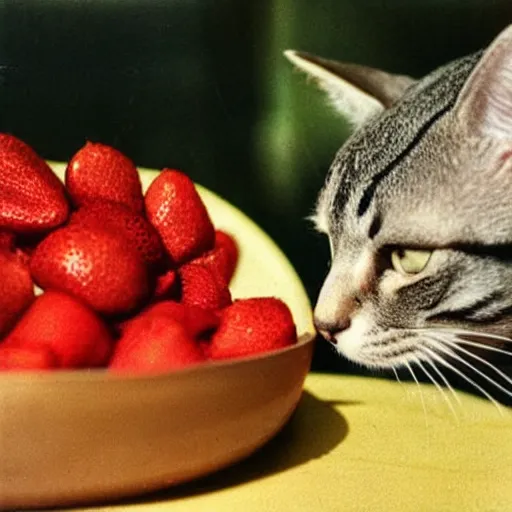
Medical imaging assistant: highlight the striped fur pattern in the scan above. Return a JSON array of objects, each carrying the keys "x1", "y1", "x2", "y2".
[{"x1": 287, "y1": 25, "x2": 512, "y2": 406}]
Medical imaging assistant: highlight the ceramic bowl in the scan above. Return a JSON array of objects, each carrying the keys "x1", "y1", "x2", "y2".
[{"x1": 0, "y1": 164, "x2": 316, "y2": 509}]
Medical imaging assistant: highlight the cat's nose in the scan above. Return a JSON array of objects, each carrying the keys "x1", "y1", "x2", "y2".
[
  {"x1": 314, "y1": 292, "x2": 360, "y2": 344},
  {"x1": 314, "y1": 264, "x2": 362, "y2": 344},
  {"x1": 314, "y1": 316, "x2": 351, "y2": 344}
]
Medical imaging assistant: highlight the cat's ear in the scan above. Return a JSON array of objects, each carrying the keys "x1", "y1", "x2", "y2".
[
  {"x1": 284, "y1": 50, "x2": 416, "y2": 128},
  {"x1": 453, "y1": 25, "x2": 512, "y2": 139}
]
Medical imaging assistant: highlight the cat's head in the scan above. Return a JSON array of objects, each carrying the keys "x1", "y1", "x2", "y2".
[{"x1": 286, "y1": 25, "x2": 512, "y2": 374}]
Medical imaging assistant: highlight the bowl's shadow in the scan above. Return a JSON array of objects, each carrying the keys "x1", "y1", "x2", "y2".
[{"x1": 114, "y1": 390, "x2": 349, "y2": 507}]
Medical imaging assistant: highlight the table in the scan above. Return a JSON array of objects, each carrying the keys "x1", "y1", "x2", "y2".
[{"x1": 70, "y1": 373, "x2": 512, "y2": 512}]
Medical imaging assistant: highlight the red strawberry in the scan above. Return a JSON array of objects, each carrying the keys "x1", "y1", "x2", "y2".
[
  {"x1": 213, "y1": 230, "x2": 238, "y2": 278},
  {"x1": 144, "y1": 169, "x2": 215, "y2": 265},
  {"x1": 178, "y1": 262, "x2": 232, "y2": 310},
  {"x1": 110, "y1": 315, "x2": 205, "y2": 374},
  {"x1": 0, "y1": 249, "x2": 34, "y2": 337},
  {"x1": 0, "y1": 346, "x2": 57, "y2": 371},
  {"x1": 5, "y1": 291, "x2": 113, "y2": 368},
  {"x1": 153, "y1": 269, "x2": 178, "y2": 300},
  {"x1": 0, "y1": 230, "x2": 15, "y2": 251},
  {"x1": 0, "y1": 133, "x2": 69, "y2": 233},
  {"x1": 30, "y1": 225, "x2": 149, "y2": 315},
  {"x1": 66, "y1": 142, "x2": 144, "y2": 213},
  {"x1": 121, "y1": 300, "x2": 219, "y2": 339},
  {"x1": 193, "y1": 230, "x2": 239, "y2": 284},
  {"x1": 69, "y1": 200, "x2": 164, "y2": 267},
  {"x1": 209, "y1": 298, "x2": 297, "y2": 360}
]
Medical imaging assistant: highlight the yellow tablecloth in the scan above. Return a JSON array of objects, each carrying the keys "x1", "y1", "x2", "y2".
[{"x1": 74, "y1": 373, "x2": 512, "y2": 512}]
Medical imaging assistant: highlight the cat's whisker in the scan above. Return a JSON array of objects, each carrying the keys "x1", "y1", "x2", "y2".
[
  {"x1": 421, "y1": 328, "x2": 512, "y2": 346},
  {"x1": 403, "y1": 360, "x2": 429, "y2": 427},
  {"x1": 450, "y1": 338, "x2": 511, "y2": 358},
  {"x1": 423, "y1": 354, "x2": 462, "y2": 412},
  {"x1": 430, "y1": 335, "x2": 512, "y2": 402},
  {"x1": 450, "y1": 329, "x2": 512, "y2": 345},
  {"x1": 421, "y1": 344, "x2": 505, "y2": 416},
  {"x1": 430, "y1": 332, "x2": 512, "y2": 358},
  {"x1": 417, "y1": 329, "x2": 512, "y2": 360},
  {"x1": 433, "y1": 334, "x2": 512, "y2": 391},
  {"x1": 391, "y1": 365, "x2": 416, "y2": 402},
  {"x1": 412, "y1": 354, "x2": 459, "y2": 421},
  {"x1": 419, "y1": 349, "x2": 462, "y2": 406}
]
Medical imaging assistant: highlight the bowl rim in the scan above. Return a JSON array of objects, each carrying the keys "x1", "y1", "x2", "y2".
[{"x1": 0, "y1": 333, "x2": 316, "y2": 384}]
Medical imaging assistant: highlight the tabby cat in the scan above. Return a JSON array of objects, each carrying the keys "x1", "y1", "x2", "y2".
[{"x1": 286, "y1": 24, "x2": 512, "y2": 406}]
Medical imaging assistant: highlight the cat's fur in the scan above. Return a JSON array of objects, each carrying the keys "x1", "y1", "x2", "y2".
[{"x1": 286, "y1": 25, "x2": 512, "y2": 403}]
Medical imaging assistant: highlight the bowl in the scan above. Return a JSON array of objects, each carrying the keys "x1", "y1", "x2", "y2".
[{"x1": 0, "y1": 164, "x2": 316, "y2": 510}]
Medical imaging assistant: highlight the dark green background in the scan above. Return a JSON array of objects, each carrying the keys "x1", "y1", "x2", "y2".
[{"x1": 1, "y1": 0, "x2": 511, "y2": 374}]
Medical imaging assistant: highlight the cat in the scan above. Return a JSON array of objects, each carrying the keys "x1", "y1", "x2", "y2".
[{"x1": 285, "y1": 24, "x2": 512, "y2": 406}]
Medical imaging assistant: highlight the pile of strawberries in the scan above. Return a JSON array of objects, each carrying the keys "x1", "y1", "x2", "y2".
[{"x1": 0, "y1": 134, "x2": 297, "y2": 373}]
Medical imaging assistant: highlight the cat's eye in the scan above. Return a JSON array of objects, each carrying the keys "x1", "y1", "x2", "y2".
[{"x1": 391, "y1": 249, "x2": 432, "y2": 275}]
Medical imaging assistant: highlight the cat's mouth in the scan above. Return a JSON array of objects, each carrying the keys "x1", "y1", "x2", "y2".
[{"x1": 325, "y1": 314, "x2": 424, "y2": 370}]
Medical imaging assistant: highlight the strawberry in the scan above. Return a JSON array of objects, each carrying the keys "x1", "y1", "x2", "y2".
[
  {"x1": 66, "y1": 142, "x2": 144, "y2": 213},
  {"x1": 30, "y1": 225, "x2": 149, "y2": 315},
  {"x1": 213, "y1": 230, "x2": 238, "y2": 280},
  {"x1": 0, "y1": 249, "x2": 34, "y2": 337},
  {"x1": 109, "y1": 315, "x2": 205, "y2": 374},
  {"x1": 5, "y1": 291, "x2": 113, "y2": 368},
  {"x1": 121, "y1": 300, "x2": 219, "y2": 339},
  {"x1": 0, "y1": 133, "x2": 69, "y2": 233},
  {"x1": 0, "y1": 230, "x2": 15, "y2": 251},
  {"x1": 144, "y1": 169, "x2": 215, "y2": 265},
  {"x1": 69, "y1": 200, "x2": 164, "y2": 267},
  {"x1": 178, "y1": 262, "x2": 232, "y2": 310},
  {"x1": 153, "y1": 269, "x2": 178, "y2": 300},
  {"x1": 192, "y1": 230, "x2": 239, "y2": 284},
  {"x1": 0, "y1": 346, "x2": 57, "y2": 371},
  {"x1": 209, "y1": 298, "x2": 297, "y2": 360}
]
